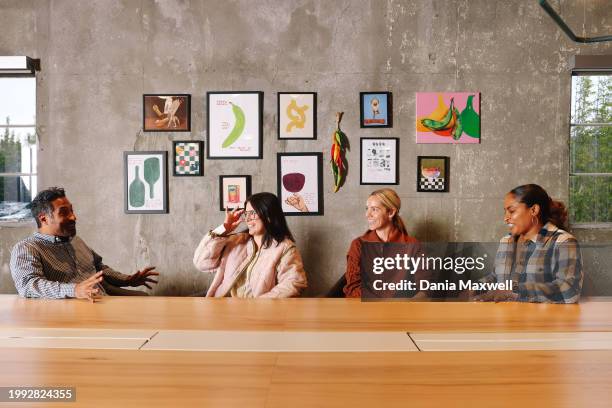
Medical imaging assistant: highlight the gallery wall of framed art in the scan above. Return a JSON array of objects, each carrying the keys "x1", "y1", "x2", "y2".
[{"x1": 131, "y1": 88, "x2": 469, "y2": 217}]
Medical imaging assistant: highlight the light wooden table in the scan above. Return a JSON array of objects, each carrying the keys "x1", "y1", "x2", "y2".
[
  {"x1": 1, "y1": 348, "x2": 611, "y2": 407},
  {"x1": 0, "y1": 295, "x2": 611, "y2": 407},
  {"x1": 1, "y1": 295, "x2": 611, "y2": 332}
]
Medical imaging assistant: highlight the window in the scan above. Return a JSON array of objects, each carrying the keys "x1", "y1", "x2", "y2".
[
  {"x1": 0, "y1": 76, "x2": 37, "y2": 222},
  {"x1": 570, "y1": 72, "x2": 611, "y2": 226}
]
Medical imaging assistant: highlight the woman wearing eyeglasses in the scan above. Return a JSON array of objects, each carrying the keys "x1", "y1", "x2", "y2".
[{"x1": 193, "y1": 192, "x2": 307, "y2": 297}]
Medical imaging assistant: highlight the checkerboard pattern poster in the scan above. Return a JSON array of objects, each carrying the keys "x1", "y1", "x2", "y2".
[{"x1": 173, "y1": 141, "x2": 203, "y2": 176}]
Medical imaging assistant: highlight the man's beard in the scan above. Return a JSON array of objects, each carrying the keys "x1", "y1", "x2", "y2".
[{"x1": 61, "y1": 222, "x2": 77, "y2": 237}]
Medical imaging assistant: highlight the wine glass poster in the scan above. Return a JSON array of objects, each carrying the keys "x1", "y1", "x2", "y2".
[
  {"x1": 360, "y1": 138, "x2": 399, "y2": 185},
  {"x1": 219, "y1": 175, "x2": 252, "y2": 211},
  {"x1": 143, "y1": 94, "x2": 190, "y2": 132},
  {"x1": 207, "y1": 92, "x2": 263, "y2": 159},
  {"x1": 277, "y1": 152, "x2": 323, "y2": 216},
  {"x1": 416, "y1": 92, "x2": 480, "y2": 144},
  {"x1": 277, "y1": 92, "x2": 317, "y2": 139},
  {"x1": 124, "y1": 151, "x2": 168, "y2": 214}
]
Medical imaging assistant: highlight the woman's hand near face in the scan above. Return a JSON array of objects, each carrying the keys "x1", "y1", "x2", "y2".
[{"x1": 223, "y1": 207, "x2": 244, "y2": 233}]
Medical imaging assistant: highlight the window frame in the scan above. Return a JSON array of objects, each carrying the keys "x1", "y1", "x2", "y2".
[
  {"x1": 569, "y1": 69, "x2": 612, "y2": 229},
  {"x1": 0, "y1": 73, "x2": 38, "y2": 225}
]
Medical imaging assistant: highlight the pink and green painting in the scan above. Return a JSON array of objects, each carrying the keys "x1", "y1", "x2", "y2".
[{"x1": 416, "y1": 92, "x2": 480, "y2": 144}]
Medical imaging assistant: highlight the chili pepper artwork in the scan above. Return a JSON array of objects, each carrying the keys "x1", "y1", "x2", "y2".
[
  {"x1": 416, "y1": 92, "x2": 480, "y2": 144},
  {"x1": 330, "y1": 112, "x2": 349, "y2": 192}
]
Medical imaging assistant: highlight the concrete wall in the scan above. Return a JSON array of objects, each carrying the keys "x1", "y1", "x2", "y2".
[{"x1": 0, "y1": 0, "x2": 610, "y2": 296}]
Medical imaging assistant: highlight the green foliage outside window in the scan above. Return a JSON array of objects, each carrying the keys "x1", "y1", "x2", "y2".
[{"x1": 570, "y1": 75, "x2": 611, "y2": 224}]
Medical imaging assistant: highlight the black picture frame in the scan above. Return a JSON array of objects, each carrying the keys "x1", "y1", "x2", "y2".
[
  {"x1": 206, "y1": 91, "x2": 264, "y2": 159},
  {"x1": 124, "y1": 151, "x2": 168, "y2": 214},
  {"x1": 143, "y1": 94, "x2": 191, "y2": 132},
  {"x1": 277, "y1": 92, "x2": 317, "y2": 140},
  {"x1": 172, "y1": 140, "x2": 204, "y2": 177},
  {"x1": 417, "y1": 156, "x2": 450, "y2": 192},
  {"x1": 277, "y1": 152, "x2": 324, "y2": 216},
  {"x1": 219, "y1": 175, "x2": 252, "y2": 211},
  {"x1": 360, "y1": 137, "x2": 399, "y2": 185},
  {"x1": 360, "y1": 91, "x2": 392, "y2": 128}
]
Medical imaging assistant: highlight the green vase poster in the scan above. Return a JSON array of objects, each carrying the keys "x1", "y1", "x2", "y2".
[{"x1": 125, "y1": 152, "x2": 167, "y2": 213}]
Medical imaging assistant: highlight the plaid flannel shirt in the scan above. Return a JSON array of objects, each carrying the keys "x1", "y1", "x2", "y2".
[
  {"x1": 10, "y1": 232, "x2": 131, "y2": 299},
  {"x1": 481, "y1": 222, "x2": 583, "y2": 303}
]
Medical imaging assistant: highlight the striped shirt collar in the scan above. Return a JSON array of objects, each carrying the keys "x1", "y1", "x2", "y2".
[{"x1": 33, "y1": 232, "x2": 74, "y2": 244}]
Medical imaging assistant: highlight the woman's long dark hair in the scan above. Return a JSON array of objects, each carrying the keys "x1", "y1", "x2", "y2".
[
  {"x1": 509, "y1": 184, "x2": 568, "y2": 229},
  {"x1": 245, "y1": 192, "x2": 295, "y2": 248}
]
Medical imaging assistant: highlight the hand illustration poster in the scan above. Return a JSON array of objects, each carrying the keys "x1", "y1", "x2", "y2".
[
  {"x1": 207, "y1": 92, "x2": 263, "y2": 158},
  {"x1": 277, "y1": 153, "x2": 323, "y2": 216},
  {"x1": 278, "y1": 93, "x2": 316, "y2": 139},
  {"x1": 124, "y1": 152, "x2": 168, "y2": 213},
  {"x1": 143, "y1": 94, "x2": 191, "y2": 132}
]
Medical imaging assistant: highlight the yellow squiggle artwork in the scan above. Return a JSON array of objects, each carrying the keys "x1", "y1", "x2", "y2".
[{"x1": 286, "y1": 99, "x2": 309, "y2": 132}]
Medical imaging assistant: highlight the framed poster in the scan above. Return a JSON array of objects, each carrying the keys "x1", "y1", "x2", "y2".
[
  {"x1": 124, "y1": 151, "x2": 168, "y2": 214},
  {"x1": 277, "y1": 152, "x2": 323, "y2": 216},
  {"x1": 417, "y1": 156, "x2": 449, "y2": 192},
  {"x1": 360, "y1": 138, "x2": 399, "y2": 185},
  {"x1": 173, "y1": 140, "x2": 204, "y2": 176},
  {"x1": 219, "y1": 175, "x2": 252, "y2": 211},
  {"x1": 360, "y1": 92, "x2": 392, "y2": 128},
  {"x1": 277, "y1": 92, "x2": 317, "y2": 139},
  {"x1": 143, "y1": 94, "x2": 190, "y2": 132},
  {"x1": 416, "y1": 92, "x2": 480, "y2": 144},
  {"x1": 207, "y1": 91, "x2": 263, "y2": 159}
]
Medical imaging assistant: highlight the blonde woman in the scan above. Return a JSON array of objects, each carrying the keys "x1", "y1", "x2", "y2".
[{"x1": 343, "y1": 188, "x2": 427, "y2": 298}]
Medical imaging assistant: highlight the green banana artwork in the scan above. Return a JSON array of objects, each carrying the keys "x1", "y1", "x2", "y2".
[
  {"x1": 421, "y1": 98, "x2": 455, "y2": 130},
  {"x1": 143, "y1": 157, "x2": 160, "y2": 199},
  {"x1": 222, "y1": 102, "x2": 246, "y2": 148}
]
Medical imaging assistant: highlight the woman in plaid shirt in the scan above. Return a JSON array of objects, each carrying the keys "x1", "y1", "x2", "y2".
[{"x1": 477, "y1": 184, "x2": 583, "y2": 303}]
